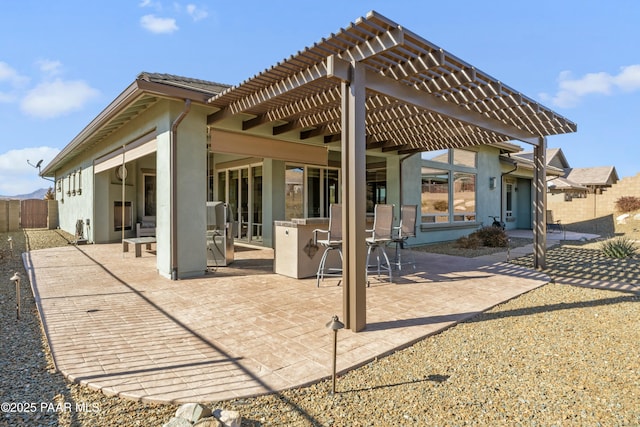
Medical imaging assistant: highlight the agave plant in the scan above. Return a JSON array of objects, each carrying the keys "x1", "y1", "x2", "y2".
[{"x1": 600, "y1": 237, "x2": 638, "y2": 259}]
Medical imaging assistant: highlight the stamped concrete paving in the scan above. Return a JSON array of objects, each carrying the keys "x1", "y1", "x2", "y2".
[{"x1": 24, "y1": 242, "x2": 550, "y2": 404}]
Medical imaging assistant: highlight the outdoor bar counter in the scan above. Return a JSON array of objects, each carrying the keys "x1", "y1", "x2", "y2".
[{"x1": 274, "y1": 218, "x2": 339, "y2": 279}]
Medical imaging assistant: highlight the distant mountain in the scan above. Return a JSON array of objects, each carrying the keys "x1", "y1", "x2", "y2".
[{"x1": 0, "y1": 188, "x2": 49, "y2": 200}]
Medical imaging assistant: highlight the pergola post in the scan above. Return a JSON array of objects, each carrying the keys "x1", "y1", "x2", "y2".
[
  {"x1": 533, "y1": 136, "x2": 547, "y2": 269},
  {"x1": 341, "y1": 62, "x2": 367, "y2": 332}
]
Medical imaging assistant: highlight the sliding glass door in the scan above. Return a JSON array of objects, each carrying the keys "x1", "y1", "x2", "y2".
[{"x1": 217, "y1": 164, "x2": 263, "y2": 243}]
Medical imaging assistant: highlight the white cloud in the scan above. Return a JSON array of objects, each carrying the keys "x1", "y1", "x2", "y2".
[
  {"x1": 20, "y1": 78, "x2": 100, "y2": 119},
  {"x1": 548, "y1": 64, "x2": 640, "y2": 108},
  {"x1": 37, "y1": 59, "x2": 63, "y2": 76},
  {"x1": 0, "y1": 61, "x2": 30, "y2": 102},
  {"x1": 0, "y1": 146, "x2": 60, "y2": 195},
  {"x1": 140, "y1": 14, "x2": 178, "y2": 33},
  {"x1": 614, "y1": 64, "x2": 640, "y2": 92},
  {"x1": 186, "y1": 4, "x2": 208, "y2": 21}
]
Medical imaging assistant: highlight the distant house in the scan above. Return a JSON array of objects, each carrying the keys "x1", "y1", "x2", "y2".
[
  {"x1": 565, "y1": 166, "x2": 619, "y2": 193},
  {"x1": 513, "y1": 148, "x2": 618, "y2": 200}
]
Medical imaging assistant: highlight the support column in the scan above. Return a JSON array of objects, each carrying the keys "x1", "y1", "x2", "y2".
[
  {"x1": 341, "y1": 62, "x2": 367, "y2": 332},
  {"x1": 533, "y1": 136, "x2": 547, "y2": 269}
]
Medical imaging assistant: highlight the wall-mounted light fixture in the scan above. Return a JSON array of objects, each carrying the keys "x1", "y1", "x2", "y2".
[{"x1": 489, "y1": 177, "x2": 497, "y2": 190}]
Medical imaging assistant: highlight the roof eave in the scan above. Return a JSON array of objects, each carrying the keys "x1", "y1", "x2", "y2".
[{"x1": 41, "y1": 79, "x2": 216, "y2": 177}]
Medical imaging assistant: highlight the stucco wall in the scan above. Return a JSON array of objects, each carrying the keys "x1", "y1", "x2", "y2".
[
  {"x1": 548, "y1": 173, "x2": 640, "y2": 224},
  {"x1": 0, "y1": 200, "x2": 20, "y2": 232}
]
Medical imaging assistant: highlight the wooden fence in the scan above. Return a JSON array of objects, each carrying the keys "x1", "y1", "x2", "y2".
[
  {"x1": 0, "y1": 199, "x2": 58, "y2": 231},
  {"x1": 20, "y1": 199, "x2": 49, "y2": 228}
]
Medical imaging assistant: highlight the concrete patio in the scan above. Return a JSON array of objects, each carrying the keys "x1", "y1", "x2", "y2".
[{"x1": 23, "y1": 239, "x2": 553, "y2": 404}]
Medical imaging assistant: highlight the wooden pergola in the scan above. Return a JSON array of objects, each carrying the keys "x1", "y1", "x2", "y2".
[{"x1": 207, "y1": 11, "x2": 576, "y2": 331}]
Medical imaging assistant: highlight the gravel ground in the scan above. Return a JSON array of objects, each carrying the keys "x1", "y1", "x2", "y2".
[{"x1": 1, "y1": 229, "x2": 639, "y2": 426}]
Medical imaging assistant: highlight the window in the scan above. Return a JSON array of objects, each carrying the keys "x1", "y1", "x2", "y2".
[
  {"x1": 285, "y1": 164, "x2": 340, "y2": 220},
  {"x1": 366, "y1": 167, "x2": 387, "y2": 213},
  {"x1": 453, "y1": 172, "x2": 476, "y2": 222},
  {"x1": 114, "y1": 201, "x2": 132, "y2": 231},
  {"x1": 453, "y1": 148, "x2": 477, "y2": 167},
  {"x1": 421, "y1": 149, "x2": 477, "y2": 224},
  {"x1": 285, "y1": 166, "x2": 304, "y2": 220},
  {"x1": 421, "y1": 167, "x2": 449, "y2": 223},
  {"x1": 143, "y1": 174, "x2": 156, "y2": 216}
]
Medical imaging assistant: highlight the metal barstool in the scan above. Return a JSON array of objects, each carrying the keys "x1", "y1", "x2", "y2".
[
  {"x1": 313, "y1": 204, "x2": 343, "y2": 287},
  {"x1": 366, "y1": 204, "x2": 394, "y2": 285}
]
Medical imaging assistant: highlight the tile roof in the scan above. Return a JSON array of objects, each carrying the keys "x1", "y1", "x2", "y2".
[
  {"x1": 565, "y1": 166, "x2": 619, "y2": 186},
  {"x1": 137, "y1": 72, "x2": 231, "y2": 96}
]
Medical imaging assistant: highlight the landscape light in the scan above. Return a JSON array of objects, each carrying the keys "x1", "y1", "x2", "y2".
[
  {"x1": 10, "y1": 272, "x2": 21, "y2": 320},
  {"x1": 325, "y1": 315, "x2": 345, "y2": 395}
]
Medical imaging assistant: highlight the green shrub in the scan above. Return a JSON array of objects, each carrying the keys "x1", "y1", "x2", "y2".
[
  {"x1": 600, "y1": 237, "x2": 637, "y2": 258},
  {"x1": 615, "y1": 196, "x2": 640, "y2": 213},
  {"x1": 456, "y1": 234, "x2": 481, "y2": 249},
  {"x1": 473, "y1": 226, "x2": 509, "y2": 247}
]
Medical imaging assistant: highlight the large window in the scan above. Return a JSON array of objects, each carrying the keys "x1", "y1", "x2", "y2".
[
  {"x1": 286, "y1": 165, "x2": 340, "y2": 220},
  {"x1": 421, "y1": 149, "x2": 477, "y2": 224}
]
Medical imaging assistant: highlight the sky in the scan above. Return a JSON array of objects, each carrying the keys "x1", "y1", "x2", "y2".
[{"x1": 1, "y1": 0, "x2": 639, "y2": 195}]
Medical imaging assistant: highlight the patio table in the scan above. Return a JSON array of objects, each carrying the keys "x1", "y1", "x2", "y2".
[{"x1": 122, "y1": 237, "x2": 156, "y2": 257}]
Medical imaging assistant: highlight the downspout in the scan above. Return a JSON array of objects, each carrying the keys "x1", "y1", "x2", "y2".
[
  {"x1": 500, "y1": 158, "x2": 518, "y2": 223},
  {"x1": 170, "y1": 99, "x2": 191, "y2": 280}
]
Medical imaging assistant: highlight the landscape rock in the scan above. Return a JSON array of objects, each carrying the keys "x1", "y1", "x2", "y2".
[
  {"x1": 175, "y1": 403, "x2": 212, "y2": 423},
  {"x1": 213, "y1": 409, "x2": 241, "y2": 427},
  {"x1": 193, "y1": 416, "x2": 223, "y2": 426},
  {"x1": 162, "y1": 416, "x2": 193, "y2": 427}
]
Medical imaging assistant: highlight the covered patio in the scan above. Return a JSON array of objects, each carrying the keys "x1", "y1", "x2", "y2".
[
  {"x1": 206, "y1": 11, "x2": 576, "y2": 330},
  {"x1": 25, "y1": 241, "x2": 550, "y2": 403}
]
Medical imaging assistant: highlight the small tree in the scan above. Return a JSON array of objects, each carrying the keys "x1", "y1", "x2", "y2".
[
  {"x1": 44, "y1": 187, "x2": 55, "y2": 200},
  {"x1": 615, "y1": 196, "x2": 640, "y2": 213}
]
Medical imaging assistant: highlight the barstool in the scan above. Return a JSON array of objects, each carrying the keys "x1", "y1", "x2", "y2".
[
  {"x1": 366, "y1": 204, "x2": 394, "y2": 285},
  {"x1": 313, "y1": 204, "x2": 342, "y2": 287},
  {"x1": 390, "y1": 204, "x2": 417, "y2": 271}
]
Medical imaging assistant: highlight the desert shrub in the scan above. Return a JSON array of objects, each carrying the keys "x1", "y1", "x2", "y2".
[
  {"x1": 615, "y1": 196, "x2": 640, "y2": 213},
  {"x1": 433, "y1": 200, "x2": 448, "y2": 212},
  {"x1": 600, "y1": 237, "x2": 637, "y2": 258},
  {"x1": 456, "y1": 234, "x2": 481, "y2": 249},
  {"x1": 473, "y1": 226, "x2": 509, "y2": 247}
]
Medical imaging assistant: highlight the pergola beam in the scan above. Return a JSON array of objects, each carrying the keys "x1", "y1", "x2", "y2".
[{"x1": 364, "y1": 68, "x2": 541, "y2": 145}]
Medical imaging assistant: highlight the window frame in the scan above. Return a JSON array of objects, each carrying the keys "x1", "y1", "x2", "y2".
[{"x1": 420, "y1": 149, "x2": 478, "y2": 226}]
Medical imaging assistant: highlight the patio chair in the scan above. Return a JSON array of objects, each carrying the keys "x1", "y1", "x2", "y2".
[
  {"x1": 389, "y1": 204, "x2": 417, "y2": 271},
  {"x1": 313, "y1": 204, "x2": 343, "y2": 287},
  {"x1": 546, "y1": 210, "x2": 563, "y2": 233},
  {"x1": 366, "y1": 204, "x2": 394, "y2": 285}
]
